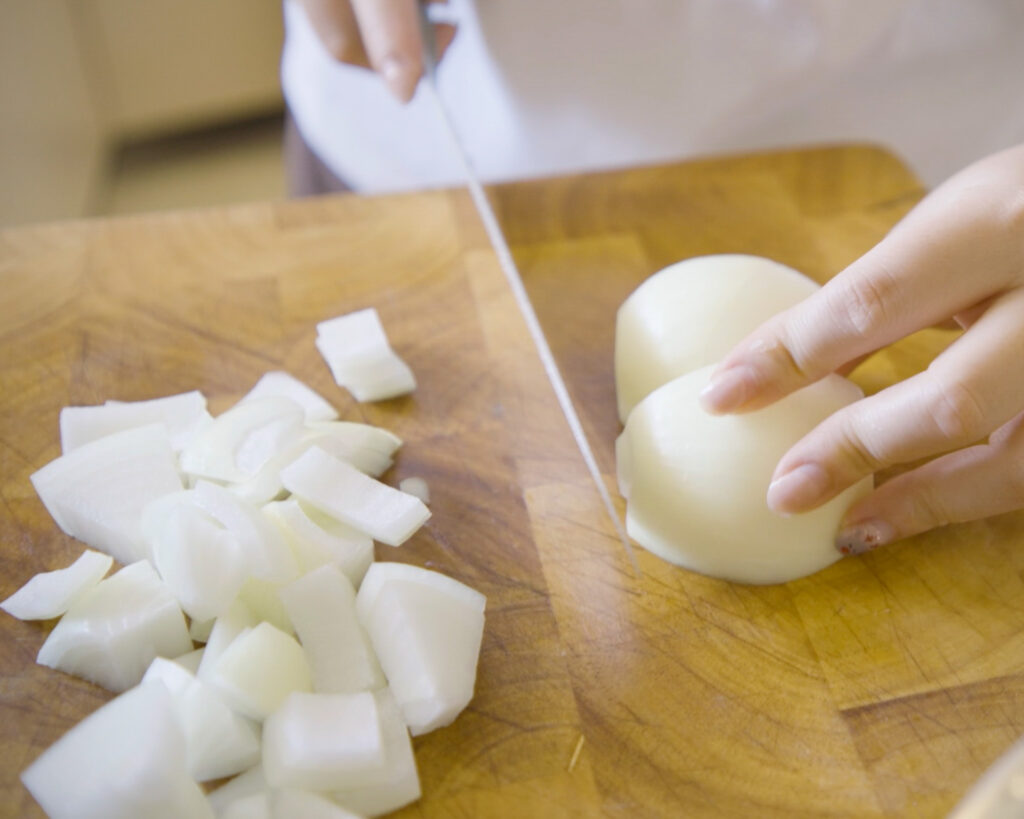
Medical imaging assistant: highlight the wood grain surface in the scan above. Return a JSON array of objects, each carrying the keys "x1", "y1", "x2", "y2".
[{"x1": 2, "y1": 144, "x2": 1022, "y2": 818}]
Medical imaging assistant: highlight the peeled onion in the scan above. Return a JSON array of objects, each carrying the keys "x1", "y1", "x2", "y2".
[
  {"x1": 618, "y1": 365, "x2": 872, "y2": 584},
  {"x1": 615, "y1": 255, "x2": 818, "y2": 422}
]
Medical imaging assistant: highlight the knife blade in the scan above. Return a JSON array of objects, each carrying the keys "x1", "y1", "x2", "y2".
[{"x1": 416, "y1": 6, "x2": 639, "y2": 574}]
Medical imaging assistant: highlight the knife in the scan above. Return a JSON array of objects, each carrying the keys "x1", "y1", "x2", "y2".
[{"x1": 416, "y1": 5, "x2": 639, "y2": 574}]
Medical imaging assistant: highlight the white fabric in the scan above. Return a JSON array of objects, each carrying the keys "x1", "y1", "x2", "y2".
[{"x1": 281, "y1": 0, "x2": 1024, "y2": 191}]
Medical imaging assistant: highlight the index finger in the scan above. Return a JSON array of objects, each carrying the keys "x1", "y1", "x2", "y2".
[
  {"x1": 350, "y1": 0, "x2": 425, "y2": 102},
  {"x1": 699, "y1": 157, "x2": 1022, "y2": 414}
]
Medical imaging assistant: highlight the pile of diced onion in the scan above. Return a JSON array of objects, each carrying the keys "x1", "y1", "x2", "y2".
[{"x1": 3, "y1": 308, "x2": 486, "y2": 819}]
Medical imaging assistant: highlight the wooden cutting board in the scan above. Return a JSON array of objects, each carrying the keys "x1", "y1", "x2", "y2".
[{"x1": 2, "y1": 144, "x2": 1022, "y2": 818}]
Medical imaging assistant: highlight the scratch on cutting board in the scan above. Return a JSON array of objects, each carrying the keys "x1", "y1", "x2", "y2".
[{"x1": 568, "y1": 734, "x2": 586, "y2": 772}]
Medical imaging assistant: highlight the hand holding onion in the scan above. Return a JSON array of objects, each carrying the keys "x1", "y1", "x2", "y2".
[{"x1": 701, "y1": 144, "x2": 1024, "y2": 555}]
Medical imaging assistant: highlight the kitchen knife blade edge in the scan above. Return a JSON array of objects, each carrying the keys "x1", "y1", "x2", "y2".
[{"x1": 417, "y1": 19, "x2": 640, "y2": 574}]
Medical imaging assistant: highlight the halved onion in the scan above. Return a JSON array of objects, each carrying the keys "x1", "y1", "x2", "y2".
[
  {"x1": 316, "y1": 308, "x2": 415, "y2": 402},
  {"x1": 356, "y1": 563, "x2": 485, "y2": 735},
  {"x1": 1, "y1": 549, "x2": 112, "y2": 621},
  {"x1": 281, "y1": 447, "x2": 429, "y2": 547},
  {"x1": 31, "y1": 424, "x2": 184, "y2": 565},
  {"x1": 618, "y1": 365, "x2": 872, "y2": 584},
  {"x1": 20, "y1": 681, "x2": 212, "y2": 819},
  {"x1": 37, "y1": 561, "x2": 192, "y2": 692},
  {"x1": 280, "y1": 565, "x2": 384, "y2": 694},
  {"x1": 615, "y1": 255, "x2": 819, "y2": 422}
]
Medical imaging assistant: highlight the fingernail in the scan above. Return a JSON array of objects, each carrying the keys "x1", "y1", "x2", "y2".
[
  {"x1": 766, "y1": 463, "x2": 831, "y2": 514},
  {"x1": 699, "y1": 366, "x2": 757, "y2": 413},
  {"x1": 381, "y1": 56, "x2": 418, "y2": 103},
  {"x1": 835, "y1": 519, "x2": 895, "y2": 556}
]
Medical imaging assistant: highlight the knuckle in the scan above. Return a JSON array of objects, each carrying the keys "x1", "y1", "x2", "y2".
[
  {"x1": 833, "y1": 414, "x2": 886, "y2": 477},
  {"x1": 907, "y1": 484, "x2": 953, "y2": 530},
  {"x1": 829, "y1": 271, "x2": 898, "y2": 338},
  {"x1": 926, "y1": 374, "x2": 989, "y2": 444}
]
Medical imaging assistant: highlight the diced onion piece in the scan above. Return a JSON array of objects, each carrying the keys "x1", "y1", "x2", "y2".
[
  {"x1": 329, "y1": 689, "x2": 420, "y2": 817},
  {"x1": 1, "y1": 549, "x2": 112, "y2": 620},
  {"x1": 398, "y1": 477, "x2": 429, "y2": 504},
  {"x1": 173, "y1": 648, "x2": 205, "y2": 674},
  {"x1": 197, "y1": 599, "x2": 255, "y2": 683},
  {"x1": 221, "y1": 794, "x2": 270, "y2": 819},
  {"x1": 144, "y1": 491, "x2": 247, "y2": 622},
  {"x1": 30, "y1": 424, "x2": 183, "y2": 564},
  {"x1": 143, "y1": 658, "x2": 261, "y2": 782},
  {"x1": 60, "y1": 391, "x2": 212, "y2": 454},
  {"x1": 264, "y1": 499, "x2": 374, "y2": 588},
  {"x1": 280, "y1": 565, "x2": 384, "y2": 694},
  {"x1": 281, "y1": 448, "x2": 430, "y2": 547},
  {"x1": 207, "y1": 621, "x2": 312, "y2": 721},
  {"x1": 356, "y1": 563, "x2": 485, "y2": 735},
  {"x1": 192, "y1": 480, "x2": 299, "y2": 583},
  {"x1": 180, "y1": 397, "x2": 305, "y2": 483},
  {"x1": 37, "y1": 561, "x2": 191, "y2": 692},
  {"x1": 316, "y1": 308, "x2": 415, "y2": 402},
  {"x1": 20, "y1": 682, "x2": 212, "y2": 819},
  {"x1": 241, "y1": 371, "x2": 339, "y2": 423},
  {"x1": 615, "y1": 255, "x2": 819, "y2": 422},
  {"x1": 237, "y1": 577, "x2": 295, "y2": 636},
  {"x1": 619, "y1": 365, "x2": 872, "y2": 584},
  {"x1": 190, "y1": 617, "x2": 215, "y2": 643},
  {"x1": 208, "y1": 765, "x2": 268, "y2": 816},
  {"x1": 263, "y1": 691, "x2": 387, "y2": 791},
  {"x1": 232, "y1": 422, "x2": 400, "y2": 506},
  {"x1": 272, "y1": 789, "x2": 363, "y2": 819}
]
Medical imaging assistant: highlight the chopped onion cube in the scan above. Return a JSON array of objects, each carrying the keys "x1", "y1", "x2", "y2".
[
  {"x1": 143, "y1": 658, "x2": 261, "y2": 782},
  {"x1": 37, "y1": 561, "x2": 191, "y2": 692},
  {"x1": 316, "y1": 308, "x2": 415, "y2": 402},
  {"x1": 145, "y1": 492, "x2": 247, "y2": 622},
  {"x1": 263, "y1": 691, "x2": 386, "y2": 791},
  {"x1": 20, "y1": 682, "x2": 213, "y2": 819},
  {"x1": 237, "y1": 577, "x2": 295, "y2": 636},
  {"x1": 356, "y1": 563, "x2": 485, "y2": 735},
  {"x1": 208, "y1": 765, "x2": 268, "y2": 816},
  {"x1": 31, "y1": 424, "x2": 183, "y2": 565},
  {"x1": 207, "y1": 621, "x2": 312, "y2": 721},
  {"x1": 272, "y1": 789, "x2": 363, "y2": 819},
  {"x1": 398, "y1": 477, "x2": 429, "y2": 504},
  {"x1": 329, "y1": 689, "x2": 420, "y2": 817},
  {"x1": 190, "y1": 617, "x2": 215, "y2": 643},
  {"x1": 192, "y1": 480, "x2": 299, "y2": 583},
  {"x1": 173, "y1": 647, "x2": 205, "y2": 674},
  {"x1": 281, "y1": 448, "x2": 429, "y2": 547},
  {"x1": 197, "y1": 598, "x2": 255, "y2": 683},
  {"x1": 280, "y1": 565, "x2": 384, "y2": 694},
  {"x1": 241, "y1": 371, "x2": 338, "y2": 423},
  {"x1": 264, "y1": 499, "x2": 374, "y2": 588},
  {"x1": 221, "y1": 793, "x2": 270, "y2": 819},
  {"x1": 180, "y1": 397, "x2": 305, "y2": 483},
  {"x1": 1, "y1": 549, "x2": 112, "y2": 620},
  {"x1": 232, "y1": 422, "x2": 400, "y2": 506},
  {"x1": 60, "y1": 391, "x2": 211, "y2": 454}
]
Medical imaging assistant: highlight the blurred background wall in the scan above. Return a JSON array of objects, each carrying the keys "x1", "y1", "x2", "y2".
[{"x1": 0, "y1": 0, "x2": 287, "y2": 228}]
